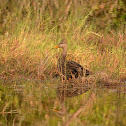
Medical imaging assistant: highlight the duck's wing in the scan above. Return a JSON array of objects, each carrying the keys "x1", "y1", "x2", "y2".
[
  {"x1": 66, "y1": 61, "x2": 90, "y2": 79},
  {"x1": 66, "y1": 61, "x2": 83, "y2": 78}
]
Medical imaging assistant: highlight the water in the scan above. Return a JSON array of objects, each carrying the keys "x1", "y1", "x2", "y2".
[{"x1": 0, "y1": 78, "x2": 126, "y2": 126}]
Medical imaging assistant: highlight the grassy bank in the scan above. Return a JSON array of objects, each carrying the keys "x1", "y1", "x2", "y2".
[{"x1": 0, "y1": 18, "x2": 125, "y2": 80}]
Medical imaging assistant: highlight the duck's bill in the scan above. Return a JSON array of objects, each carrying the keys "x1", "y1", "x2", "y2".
[{"x1": 53, "y1": 45, "x2": 59, "y2": 48}]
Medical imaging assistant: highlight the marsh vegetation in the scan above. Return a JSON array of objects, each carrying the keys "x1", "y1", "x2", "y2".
[{"x1": 0, "y1": 0, "x2": 126, "y2": 126}]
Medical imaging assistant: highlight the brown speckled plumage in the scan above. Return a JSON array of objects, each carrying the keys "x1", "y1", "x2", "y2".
[{"x1": 54, "y1": 40, "x2": 90, "y2": 80}]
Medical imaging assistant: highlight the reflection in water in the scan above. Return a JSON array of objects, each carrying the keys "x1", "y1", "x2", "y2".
[{"x1": 0, "y1": 78, "x2": 125, "y2": 126}]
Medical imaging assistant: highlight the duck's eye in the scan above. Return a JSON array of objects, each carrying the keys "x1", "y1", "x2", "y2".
[{"x1": 59, "y1": 42, "x2": 63, "y2": 45}]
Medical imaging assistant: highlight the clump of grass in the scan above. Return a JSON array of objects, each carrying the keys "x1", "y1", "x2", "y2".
[{"x1": 0, "y1": 17, "x2": 125, "y2": 80}]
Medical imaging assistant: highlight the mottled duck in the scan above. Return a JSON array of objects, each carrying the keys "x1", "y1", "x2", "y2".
[
  {"x1": 53, "y1": 40, "x2": 91, "y2": 114},
  {"x1": 54, "y1": 40, "x2": 90, "y2": 80}
]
